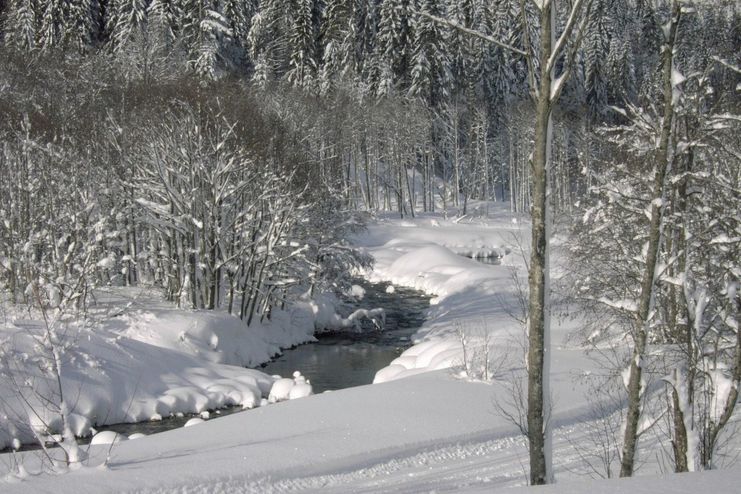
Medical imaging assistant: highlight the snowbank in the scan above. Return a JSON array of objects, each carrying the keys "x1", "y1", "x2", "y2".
[
  {"x1": 0, "y1": 314, "x2": 275, "y2": 449},
  {"x1": 354, "y1": 208, "x2": 529, "y2": 384},
  {"x1": 358, "y1": 207, "x2": 595, "y2": 428},
  {"x1": 0, "y1": 286, "x2": 337, "y2": 450}
]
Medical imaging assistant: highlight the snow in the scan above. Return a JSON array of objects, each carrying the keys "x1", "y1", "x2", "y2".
[
  {"x1": 513, "y1": 469, "x2": 741, "y2": 494},
  {"x1": 350, "y1": 207, "x2": 531, "y2": 386},
  {"x1": 346, "y1": 284, "x2": 365, "y2": 299},
  {"x1": 672, "y1": 67, "x2": 686, "y2": 87},
  {"x1": 268, "y1": 378, "x2": 296, "y2": 403},
  {"x1": 183, "y1": 417, "x2": 205, "y2": 427},
  {"x1": 1, "y1": 204, "x2": 739, "y2": 493},
  {"x1": 89, "y1": 431, "x2": 127, "y2": 446},
  {"x1": 0, "y1": 285, "x2": 341, "y2": 450},
  {"x1": 268, "y1": 372, "x2": 314, "y2": 403}
]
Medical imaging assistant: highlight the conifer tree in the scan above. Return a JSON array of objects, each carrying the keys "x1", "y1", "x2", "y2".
[
  {"x1": 320, "y1": 0, "x2": 353, "y2": 93},
  {"x1": 107, "y1": 0, "x2": 148, "y2": 52},
  {"x1": 409, "y1": 0, "x2": 450, "y2": 107},
  {"x1": 446, "y1": 0, "x2": 478, "y2": 97},
  {"x1": 38, "y1": 0, "x2": 65, "y2": 50},
  {"x1": 3, "y1": 0, "x2": 37, "y2": 50},
  {"x1": 374, "y1": 0, "x2": 413, "y2": 95},
  {"x1": 287, "y1": 0, "x2": 318, "y2": 88},
  {"x1": 583, "y1": 0, "x2": 612, "y2": 120},
  {"x1": 223, "y1": 0, "x2": 258, "y2": 69}
]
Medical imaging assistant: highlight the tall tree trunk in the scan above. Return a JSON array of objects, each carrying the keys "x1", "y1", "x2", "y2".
[
  {"x1": 527, "y1": 1, "x2": 554, "y2": 485},
  {"x1": 620, "y1": 0, "x2": 681, "y2": 477}
]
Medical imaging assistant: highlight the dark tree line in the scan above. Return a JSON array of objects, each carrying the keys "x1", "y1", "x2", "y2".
[{"x1": 1, "y1": 1, "x2": 737, "y2": 216}]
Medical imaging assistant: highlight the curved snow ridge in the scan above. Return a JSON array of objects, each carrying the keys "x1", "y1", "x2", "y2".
[
  {"x1": 360, "y1": 220, "x2": 523, "y2": 385},
  {"x1": 374, "y1": 338, "x2": 464, "y2": 383}
]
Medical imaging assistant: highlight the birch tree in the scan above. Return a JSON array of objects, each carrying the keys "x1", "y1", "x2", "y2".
[
  {"x1": 618, "y1": 0, "x2": 681, "y2": 476},
  {"x1": 422, "y1": 0, "x2": 593, "y2": 483}
]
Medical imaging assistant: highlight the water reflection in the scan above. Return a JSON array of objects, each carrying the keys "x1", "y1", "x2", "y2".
[{"x1": 260, "y1": 280, "x2": 431, "y2": 393}]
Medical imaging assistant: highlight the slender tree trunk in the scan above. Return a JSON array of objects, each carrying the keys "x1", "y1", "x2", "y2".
[
  {"x1": 406, "y1": 165, "x2": 416, "y2": 218},
  {"x1": 527, "y1": 2, "x2": 554, "y2": 485},
  {"x1": 620, "y1": 0, "x2": 681, "y2": 477},
  {"x1": 671, "y1": 373, "x2": 689, "y2": 472}
]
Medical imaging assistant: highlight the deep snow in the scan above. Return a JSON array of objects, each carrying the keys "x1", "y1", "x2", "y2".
[{"x1": 1, "y1": 204, "x2": 739, "y2": 493}]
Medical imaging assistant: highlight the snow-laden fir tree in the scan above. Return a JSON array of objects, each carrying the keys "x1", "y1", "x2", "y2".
[
  {"x1": 286, "y1": 0, "x2": 318, "y2": 89},
  {"x1": 107, "y1": 0, "x2": 148, "y2": 52},
  {"x1": 147, "y1": 0, "x2": 177, "y2": 46},
  {"x1": 373, "y1": 0, "x2": 413, "y2": 96},
  {"x1": 3, "y1": 0, "x2": 36, "y2": 50},
  {"x1": 445, "y1": 0, "x2": 479, "y2": 98},
  {"x1": 319, "y1": 0, "x2": 355, "y2": 93},
  {"x1": 409, "y1": 0, "x2": 451, "y2": 108},
  {"x1": 38, "y1": 0, "x2": 65, "y2": 50},
  {"x1": 583, "y1": 0, "x2": 614, "y2": 121},
  {"x1": 222, "y1": 0, "x2": 258, "y2": 70},
  {"x1": 478, "y1": 0, "x2": 520, "y2": 114},
  {"x1": 248, "y1": 0, "x2": 289, "y2": 86},
  {"x1": 195, "y1": 6, "x2": 234, "y2": 78}
]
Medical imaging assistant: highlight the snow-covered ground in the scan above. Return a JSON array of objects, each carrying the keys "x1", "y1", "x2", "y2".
[
  {"x1": 0, "y1": 286, "x2": 343, "y2": 448},
  {"x1": 2, "y1": 204, "x2": 739, "y2": 492}
]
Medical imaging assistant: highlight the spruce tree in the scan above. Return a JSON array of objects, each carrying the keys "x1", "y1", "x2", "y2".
[
  {"x1": 38, "y1": 0, "x2": 65, "y2": 50},
  {"x1": 374, "y1": 0, "x2": 413, "y2": 95},
  {"x1": 107, "y1": 0, "x2": 148, "y2": 52},
  {"x1": 4, "y1": 0, "x2": 37, "y2": 50},
  {"x1": 287, "y1": 0, "x2": 319, "y2": 88},
  {"x1": 320, "y1": 0, "x2": 353, "y2": 93},
  {"x1": 409, "y1": 0, "x2": 451, "y2": 107}
]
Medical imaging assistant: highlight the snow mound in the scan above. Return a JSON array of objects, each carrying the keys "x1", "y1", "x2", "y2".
[
  {"x1": 184, "y1": 418, "x2": 205, "y2": 427},
  {"x1": 374, "y1": 338, "x2": 463, "y2": 384},
  {"x1": 90, "y1": 431, "x2": 127, "y2": 446},
  {"x1": 268, "y1": 372, "x2": 314, "y2": 403}
]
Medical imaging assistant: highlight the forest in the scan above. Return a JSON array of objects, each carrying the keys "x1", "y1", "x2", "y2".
[
  {"x1": 0, "y1": 0, "x2": 737, "y2": 309},
  {"x1": 0, "y1": 0, "x2": 739, "y2": 487}
]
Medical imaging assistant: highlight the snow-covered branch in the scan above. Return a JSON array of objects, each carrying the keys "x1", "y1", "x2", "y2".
[{"x1": 417, "y1": 11, "x2": 527, "y2": 57}]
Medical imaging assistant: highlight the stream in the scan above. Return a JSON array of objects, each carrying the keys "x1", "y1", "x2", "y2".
[
  {"x1": 259, "y1": 280, "x2": 431, "y2": 393},
  {"x1": 4, "y1": 255, "x2": 501, "y2": 451},
  {"x1": 80, "y1": 280, "x2": 430, "y2": 445}
]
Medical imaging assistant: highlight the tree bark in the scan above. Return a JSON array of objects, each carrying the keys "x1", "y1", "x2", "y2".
[
  {"x1": 620, "y1": 0, "x2": 681, "y2": 478},
  {"x1": 527, "y1": 1, "x2": 554, "y2": 485}
]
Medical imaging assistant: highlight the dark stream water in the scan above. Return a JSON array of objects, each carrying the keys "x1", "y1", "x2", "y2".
[
  {"x1": 259, "y1": 280, "x2": 431, "y2": 393},
  {"x1": 92, "y1": 280, "x2": 430, "y2": 440}
]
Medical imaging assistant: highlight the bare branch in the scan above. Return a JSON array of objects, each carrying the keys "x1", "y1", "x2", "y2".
[
  {"x1": 550, "y1": 0, "x2": 593, "y2": 103},
  {"x1": 417, "y1": 11, "x2": 528, "y2": 57},
  {"x1": 546, "y1": 0, "x2": 591, "y2": 74}
]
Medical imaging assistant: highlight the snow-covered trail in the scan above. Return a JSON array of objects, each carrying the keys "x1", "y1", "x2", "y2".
[{"x1": 122, "y1": 409, "x2": 634, "y2": 494}]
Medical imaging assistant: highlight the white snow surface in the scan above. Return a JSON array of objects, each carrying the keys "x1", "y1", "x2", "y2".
[
  {"x1": 2, "y1": 203, "x2": 740, "y2": 493},
  {"x1": 0, "y1": 286, "x2": 334, "y2": 448}
]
